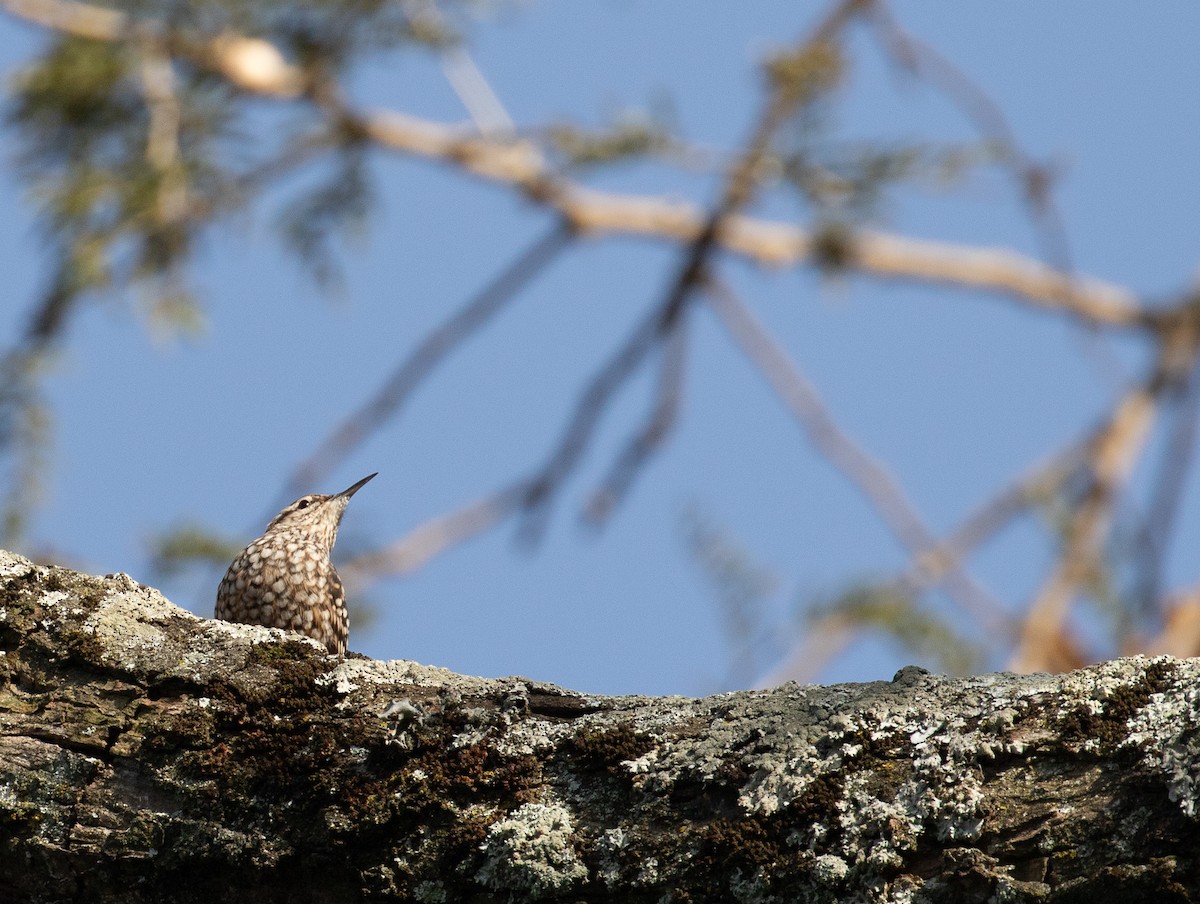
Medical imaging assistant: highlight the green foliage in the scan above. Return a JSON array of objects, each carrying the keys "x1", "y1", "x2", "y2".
[
  {"x1": 764, "y1": 41, "x2": 844, "y2": 109},
  {"x1": 781, "y1": 139, "x2": 1010, "y2": 223},
  {"x1": 149, "y1": 523, "x2": 244, "y2": 578},
  {"x1": 683, "y1": 507, "x2": 985, "y2": 682},
  {"x1": 812, "y1": 583, "x2": 984, "y2": 676},
  {"x1": 9, "y1": 36, "x2": 233, "y2": 331},
  {"x1": 545, "y1": 108, "x2": 677, "y2": 170},
  {"x1": 681, "y1": 507, "x2": 780, "y2": 687},
  {"x1": 278, "y1": 145, "x2": 374, "y2": 289}
]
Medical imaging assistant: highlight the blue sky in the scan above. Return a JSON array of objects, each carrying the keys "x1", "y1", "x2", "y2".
[{"x1": 0, "y1": 3, "x2": 1197, "y2": 695}]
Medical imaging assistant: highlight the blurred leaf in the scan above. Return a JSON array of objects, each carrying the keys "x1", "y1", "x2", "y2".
[
  {"x1": 681, "y1": 506, "x2": 780, "y2": 686},
  {"x1": 781, "y1": 139, "x2": 1010, "y2": 223},
  {"x1": 278, "y1": 147, "x2": 373, "y2": 289},
  {"x1": 546, "y1": 108, "x2": 676, "y2": 169},
  {"x1": 764, "y1": 41, "x2": 843, "y2": 108},
  {"x1": 811, "y1": 583, "x2": 983, "y2": 676}
]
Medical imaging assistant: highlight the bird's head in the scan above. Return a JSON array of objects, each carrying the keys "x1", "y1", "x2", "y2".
[{"x1": 265, "y1": 473, "x2": 377, "y2": 546}]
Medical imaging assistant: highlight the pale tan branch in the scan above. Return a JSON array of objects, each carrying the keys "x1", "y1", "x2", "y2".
[
  {"x1": 1127, "y1": 351, "x2": 1200, "y2": 620},
  {"x1": 754, "y1": 613, "x2": 856, "y2": 688},
  {"x1": 897, "y1": 445, "x2": 1085, "y2": 622},
  {"x1": 1145, "y1": 590, "x2": 1200, "y2": 658},
  {"x1": 0, "y1": 0, "x2": 1149, "y2": 331},
  {"x1": 0, "y1": 0, "x2": 124, "y2": 40},
  {"x1": 1009, "y1": 330, "x2": 1200, "y2": 673},
  {"x1": 865, "y1": 0, "x2": 1074, "y2": 271},
  {"x1": 398, "y1": 0, "x2": 515, "y2": 137}
]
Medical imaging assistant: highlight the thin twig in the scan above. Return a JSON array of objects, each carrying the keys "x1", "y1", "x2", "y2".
[
  {"x1": 516, "y1": 0, "x2": 868, "y2": 539},
  {"x1": 585, "y1": 311, "x2": 689, "y2": 524},
  {"x1": 865, "y1": 0, "x2": 1073, "y2": 272},
  {"x1": 704, "y1": 275, "x2": 1005, "y2": 624},
  {"x1": 1128, "y1": 355, "x2": 1200, "y2": 623},
  {"x1": 896, "y1": 444, "x2": 1086, "y2": 619},
  {"x1": 400, "y1": 0, "x2": 515, "y2": 138},
  {"x1": 514, "y1": 292, "x2": 679, "y2": 542},
  {"x1": 341, "y1": 478, "x2": 534, "y2": 583},
  {"x1": 754, "y1": 613, "x2": 857, "y2": 689},
  {"x1": 278, "y1": 222, "x2": 574, "y2": 506}
]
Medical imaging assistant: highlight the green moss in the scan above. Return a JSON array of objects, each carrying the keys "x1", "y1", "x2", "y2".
[
  {"x1": 0, "y1": 791, "x2": 45, "y2": 836},
  {"x1": 247, "y1": 639, "x2": 315, "y2": 664}
]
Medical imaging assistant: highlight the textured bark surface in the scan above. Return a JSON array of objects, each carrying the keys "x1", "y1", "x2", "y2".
[{"x1": 1, "y1": 549, "x2": 1199, "y2": 903}]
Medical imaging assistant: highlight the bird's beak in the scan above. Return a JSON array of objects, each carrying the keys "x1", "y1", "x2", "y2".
[{"x1": 338, "y1": 472, "x2": 378, "y2": 499}]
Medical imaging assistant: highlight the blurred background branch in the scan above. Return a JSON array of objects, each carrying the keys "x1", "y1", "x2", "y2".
[{"x1": 2, "y1": 0, "x2": 1197, "y2": 688}]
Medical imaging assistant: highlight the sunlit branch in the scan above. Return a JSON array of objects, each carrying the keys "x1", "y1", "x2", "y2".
[
  {"x1": 1010, "y1": 329, "x2": 1200, "y2": 673},
  {"x1": 1128, "y1": 357, "x2": 1200, "y2": 622},
  {"x1": 341, "y1": 479, "x2": 534, "y2": 582},
  {"x1": 515, "y1": 0, "x2": 867, "y2": 541},
  {"x1": 0, "y1": 0, "x2": 1150, "y2": 332},
  {"x1": 865, "y1": 0, "x2": 1074, "y2": 272}
]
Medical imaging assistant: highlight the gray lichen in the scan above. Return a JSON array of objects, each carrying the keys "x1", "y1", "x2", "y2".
[
  {"x1": 476, "y1": 801, "x2": 588, "y2": 897},
  {"x1": 1, "y1": 549, "x2": 1200, "y2": 902}
]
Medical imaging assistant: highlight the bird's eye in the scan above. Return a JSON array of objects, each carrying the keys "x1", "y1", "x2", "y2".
[{"x1": 296, "y1": 499, "x2": 311, "y2": 510}]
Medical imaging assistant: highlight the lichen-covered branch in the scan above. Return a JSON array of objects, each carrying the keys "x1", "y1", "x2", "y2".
[{"x1": 2, "y1": 549, "x2": 1199, "y2": 902}]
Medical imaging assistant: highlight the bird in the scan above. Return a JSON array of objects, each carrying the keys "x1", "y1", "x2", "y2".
[{"x1": 215, "y1": 472, "x2": 377, "y2": 655}]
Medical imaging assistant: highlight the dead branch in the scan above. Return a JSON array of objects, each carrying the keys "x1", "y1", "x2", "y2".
[
  {"x1": 865, "y1": 0, "x2": 1073, "y2": 271},
  {"x1": 341, "y1": 478, "x2": 533, "y2": 581},
  {"x1": 585, "y1": 314, "x2": 689, "y2": 524},
  {"x1": 277, "y1": 223, "x2": 573, "y2": 508},
  {"x1": 704, "y1": 275, "x2": 1003, "y2": 624}
]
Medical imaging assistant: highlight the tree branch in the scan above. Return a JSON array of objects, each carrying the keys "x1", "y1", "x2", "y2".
[
  {"x1": 704, "y1": 275, "x2": 1004, "y2": 625},
  {"x1": 276, "y1": 222, "x2": 573, "y2": 508},
  {"x1": 4, "y1": 549, "x2": 1200, "y2": 902},
  {"x1": 0, "y1": 0, "x2": 1151, "y2": 332}
]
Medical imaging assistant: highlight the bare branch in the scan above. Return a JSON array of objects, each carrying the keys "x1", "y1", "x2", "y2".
[
  {"x1": 1010, "y1": 328, "x2": 1200, "y2": 673},
  {"x1": 1128, "y1": 357, "x2": 1200, "y2": 622},
  {"x1": 341, "y1": 478, "x2": 533, "y2": 583},
  {"x1": 1145, "y1": 589, "x2": 1200, "y2": 658},
  {"x1": 278, "y1": 223, "x2": 573, "y2": 506},
  {"x1": 0, "y1": 0, "x2": 1151, "y2": 332},
  {"x1": 0, "y1": 0, "x2": 123, "y2": 40},
  {"x1": 515, "y1": 0, "x2": 867, "y2": 540},
  {"x1": 514, "y1": 293, "x2": 677, "y2": 542},
  {"x1": 704, "y1": 275, "x2": 1004, "y2": 624},
  {"x1": 400, "y1": 0, "x2": 515, "y2": 138},
  {"x1": 896, "y1": 444, "x2": 1086, "y2": 620},
  {"x1": 865, "y1": 0, "x2": 1074, "y2": 270},
  {"x1": 754, "y1": 613, "x2": 857, "y2": 688},
  {"x1": 585, "y1": 313, "x2": 689, "y2": 524}
]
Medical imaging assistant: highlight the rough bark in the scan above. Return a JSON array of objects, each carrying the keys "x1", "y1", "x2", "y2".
[{"x1": 0, "y1": 549, "x2": 1198, "y2": 903}]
